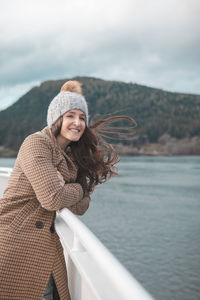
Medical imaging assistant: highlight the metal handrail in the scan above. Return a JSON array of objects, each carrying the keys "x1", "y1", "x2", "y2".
[
  {"x1": 56, "y1": 209, "x2": 155, "y2": 300},
  {"x1": 0, "y1": 167, "x2": 13, "y2": 177}
]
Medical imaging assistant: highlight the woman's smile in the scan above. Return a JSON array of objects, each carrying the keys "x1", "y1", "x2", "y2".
[
  {"x1": 69, "y1": 128, "x2": 80, "y2": 133},
  {"x1": 68, "y1": 127, "x2": 81, "y2": 137}
]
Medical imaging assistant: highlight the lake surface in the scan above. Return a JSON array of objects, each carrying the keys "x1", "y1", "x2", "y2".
[{"x1": 1, "y1": 156, "x2": 200, "y2": 300}]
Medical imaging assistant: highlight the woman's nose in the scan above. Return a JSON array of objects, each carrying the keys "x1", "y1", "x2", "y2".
[{"x1": 73, "y1": 118, "x2": 81, "y2": 126}]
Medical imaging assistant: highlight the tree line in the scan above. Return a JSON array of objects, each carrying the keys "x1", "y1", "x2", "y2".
[{"x1": 0, "y1": 76, "x2": 199, "y2": 152}]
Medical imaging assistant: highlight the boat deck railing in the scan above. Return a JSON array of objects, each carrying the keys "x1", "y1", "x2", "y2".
[
  {"x1": 0, "y1": 168, "x2": 12, "y2": 195},
  {"x1": 0, "y1": 167, "x2": 12, "y2": 176},
  {"x1": 0, "y1": 167, "x2": 155, "y2": 300},
  {"x1": 56, "y1": 209, "x2": 155, "y2": 300}
]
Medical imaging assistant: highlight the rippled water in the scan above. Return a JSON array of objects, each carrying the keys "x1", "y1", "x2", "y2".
[
  {"x1": 1, "y1": 156, "x2": 200, "y2": 300},
  {"x1": 81, "y1": 156, "x2": 200, "y2": 300}
]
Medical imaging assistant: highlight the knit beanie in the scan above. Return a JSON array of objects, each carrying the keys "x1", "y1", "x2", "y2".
[{"x1": 47, "y1": 80, "x2": 89, "y2": 127}]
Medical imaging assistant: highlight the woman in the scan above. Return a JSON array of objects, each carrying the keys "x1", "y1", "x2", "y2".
[{"x1": 0, "y1": 80, "x2": 136, "y2": 299}]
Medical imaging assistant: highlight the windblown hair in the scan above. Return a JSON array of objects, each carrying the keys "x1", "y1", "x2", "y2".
[{"x1": 51, "y1": 80, "x2": 136, "y2": 193}]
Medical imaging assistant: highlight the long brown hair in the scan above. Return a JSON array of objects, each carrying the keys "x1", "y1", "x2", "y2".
[{"x1": 51, "y1": 80, "x2": 136, "y2": 193}]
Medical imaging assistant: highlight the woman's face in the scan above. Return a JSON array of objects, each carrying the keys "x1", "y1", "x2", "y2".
[{"x1": 59, "y1": 109, "x2": 86, "y2": 142}]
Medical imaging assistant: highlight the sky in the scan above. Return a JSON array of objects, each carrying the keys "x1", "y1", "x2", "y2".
[{"x1": 0, "y1": 0, "x2": 200, "y2": 110}]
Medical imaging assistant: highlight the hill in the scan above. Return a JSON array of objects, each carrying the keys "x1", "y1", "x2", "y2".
[{"x1": 0, "y1": 76, "x2": 200, "y2": 154}]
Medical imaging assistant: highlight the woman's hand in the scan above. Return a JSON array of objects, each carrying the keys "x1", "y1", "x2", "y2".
[
  {"x1": 69, "y1": 195, "x2": 90, "y2": 215},
  {"x1": 55, "y1": 168, "x2": 65, "y2": 186}
]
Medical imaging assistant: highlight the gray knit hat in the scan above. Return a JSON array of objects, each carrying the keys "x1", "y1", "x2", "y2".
[{"x1": 47, "y1": 91, "x2": 89, "y2": 127}]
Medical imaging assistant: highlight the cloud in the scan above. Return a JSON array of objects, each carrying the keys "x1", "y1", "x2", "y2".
[{"x1": 0, "y1": 0, "x2": 200, "y2": 110}]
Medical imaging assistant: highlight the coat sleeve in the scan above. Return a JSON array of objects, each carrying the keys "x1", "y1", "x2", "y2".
[
  {"x1": 18, "y1": 134, "x2": 83, "y2": 211},
  {"x1": 68, "y1": 196, "x2": 90, "y2": 215}
]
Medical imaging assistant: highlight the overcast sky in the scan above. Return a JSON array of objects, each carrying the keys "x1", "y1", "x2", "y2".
[{"x1": 0, "y1": 0, "x2": 199, "y2": 110}]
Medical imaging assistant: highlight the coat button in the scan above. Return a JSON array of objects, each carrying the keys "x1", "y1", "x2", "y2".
[
  {"x1": 50, "y1": 224, "x2": 55, "y2": 233},
  {"x1": 35, "y1": 221, "x2": 44, "y2": 229}
]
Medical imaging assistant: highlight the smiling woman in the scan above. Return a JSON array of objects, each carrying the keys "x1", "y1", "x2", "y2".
[
  {"x1": 56, "y1": 110, "x2": 86, "y2": 149},
  {"x1": 0, "y1": 80, "x2": 136, "y2": 300}
]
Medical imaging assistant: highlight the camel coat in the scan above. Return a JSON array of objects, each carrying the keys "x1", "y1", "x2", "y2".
[{"x1": 0, "y1": 127, "x2": 90, "y2": 300}]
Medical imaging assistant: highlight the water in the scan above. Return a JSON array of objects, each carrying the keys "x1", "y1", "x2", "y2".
[{"x1": 1, "y1": 156, "x2": 200, "y2": 300}]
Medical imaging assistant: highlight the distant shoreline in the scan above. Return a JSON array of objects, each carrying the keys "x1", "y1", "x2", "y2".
[
  {"x1": 1, "y1": 138, "x2": 200, "y2": 158},
  {"x1": 115, "y1": 137, "x2": 200, "y2": 156}
]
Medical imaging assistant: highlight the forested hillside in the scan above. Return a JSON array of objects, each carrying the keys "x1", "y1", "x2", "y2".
[{"x1": 0, "y1": 76, "x2": 200, "y2": 152}]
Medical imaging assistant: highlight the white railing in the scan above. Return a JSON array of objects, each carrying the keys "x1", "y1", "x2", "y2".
[
  {"x1": 0, "y1": 167, "x2": 155, "y2": 300},
  {"x1": 0, "y1": 168, "x2": 12, "y2": 197},
  {"x1": 56, "y1": 209, "x2": 155, "y2": 300},
  {"x1": 0, "y1": 167, "x2": 12, "y2": 176}
]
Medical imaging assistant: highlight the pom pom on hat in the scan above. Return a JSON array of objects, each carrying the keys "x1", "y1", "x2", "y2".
[
  {"x1": 47, "y1": 80, "x2": 89, "y2": 127},
  {"x1": 60, "y1": 80, "x2": 82, "y2": 94}
]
